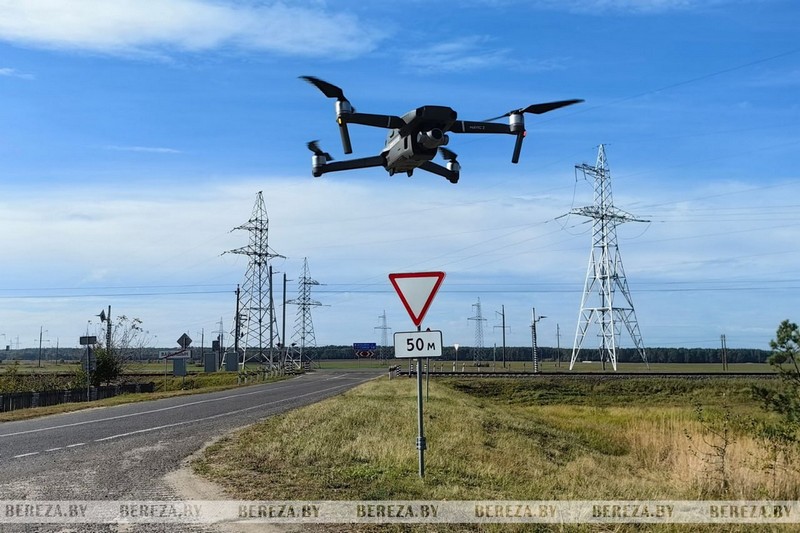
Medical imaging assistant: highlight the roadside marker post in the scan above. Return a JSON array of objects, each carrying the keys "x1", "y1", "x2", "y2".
[{"x1": 389, "y1": 271, "x2": 445, "y2": 479}]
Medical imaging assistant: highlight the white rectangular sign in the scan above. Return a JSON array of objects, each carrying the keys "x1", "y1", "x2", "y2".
[
  {"x1": 159, "y1": 350, "x2": 191, "y2": 359},
  {"x1": 393, "y1": 330, "x2": 443, "y2": 358}
]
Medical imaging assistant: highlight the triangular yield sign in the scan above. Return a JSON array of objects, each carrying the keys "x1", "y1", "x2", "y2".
[{"x1": 388, "y1": 271, "x2": 446, "y2": 327}]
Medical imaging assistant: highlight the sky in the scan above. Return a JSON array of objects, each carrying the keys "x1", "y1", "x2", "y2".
[{"x1": 0, "y1": 0, "x2": 798, "y2": 355}]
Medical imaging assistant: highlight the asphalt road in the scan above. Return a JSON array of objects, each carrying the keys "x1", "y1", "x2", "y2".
[{"x1": 0, "y1": 369, "x2": 383, "y2": 532}]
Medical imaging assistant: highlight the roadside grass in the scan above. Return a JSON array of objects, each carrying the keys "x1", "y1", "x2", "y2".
[
  {"x1": 194, "y1": 376, "x2": 800, "y2": 531},
  {"x1": 0, "y1": 372, "x2": 287, "y2": 423}
]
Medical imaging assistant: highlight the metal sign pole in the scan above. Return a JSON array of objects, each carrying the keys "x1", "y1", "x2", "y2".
[
  {"x1": 416, "y1": 324, "x2": 426, "y2": 478},
  {"x1": 416, "y1": 358, "x2": 426, "y2": 478}
]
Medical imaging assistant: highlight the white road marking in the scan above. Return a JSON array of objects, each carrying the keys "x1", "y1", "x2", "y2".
[
  {"x1": 66, "y1": 442, "x2": 86, "y2": 448},
  {"x1": 45, "y1": 447, "x2": 63, "y2": 452},
  {"x1": 91, "y1": 381, "x2": 358, "y2": 443},
  {"x1": 13, "y1": 452, "x2": 39, "y2": 458}
]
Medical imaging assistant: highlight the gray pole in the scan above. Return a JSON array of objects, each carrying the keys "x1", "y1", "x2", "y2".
[
  {"x1": 416, "y1": 356, "x2": 425, "y2": 478},
  {"x1": 532, "y1": 308, "x2": 539, "y2": 373},
  {"x1": 531, "y1": 308, "x2": 546, "y2": 373},
  {"x1": 501, "y1": 305, "x2": 506, "y2": 368},
  {"x1": 282, "y1": 273, "x2": 288, "y2": 367},
  {"x1": 415, "y1": 325, "x2": 426, "y2": 478},
  {"x1": 269, "y1": 266, "x2": 274, "y2": 366},
  {"x1": 38, "y1": 326, "x2": 43, "y2": 368},
  {"x1": 234, "y1": 285, "x2": 241, "y2": 362},
  {"x1": 106, "y1": 305, "x2": 112, "y2": 359},
  {"x1": 557, "y1": 323, "x2": 561, "y2": 368}
]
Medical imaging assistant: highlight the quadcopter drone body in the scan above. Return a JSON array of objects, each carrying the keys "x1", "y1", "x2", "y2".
[{"x1": 302, "y1": 76, "x2": 582, "y2": 184}]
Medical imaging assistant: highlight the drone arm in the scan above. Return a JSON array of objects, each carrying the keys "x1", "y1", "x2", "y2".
[
  {"x1": 420, "y1": 161, "x2": 459, "y2": 184},
  {"x1": 453, "y1": 119, "x2": 525, "y2": 164},
  {"x1": 334, "y1": 121, "x2": 351, "y2": 155},
  {"x1": 342, "y1": 112, "x2": 406, "y2": 130},
  {"x1": 313, "y1": 155, "x2": 386, "y2": 177},
  {"x1": 450, "y1": 120, "x2": 512, "y2": 135}
]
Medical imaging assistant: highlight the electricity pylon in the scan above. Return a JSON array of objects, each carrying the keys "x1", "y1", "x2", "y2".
[
  {"x1": 468, "y1": 298, "x2": 487, "y2": 364},
  {"x1": 375, "y1": 311, "x2": 391, "y2": 363},
  {"x1": 286, "y1": 257, "x2": 322, "y2": 370},
  {"x1": 569, "y1": 145, "x2": 648, "y2": 371},
  {"x1": 226, "y1": 191, "x2": 284, "y2": 369}
]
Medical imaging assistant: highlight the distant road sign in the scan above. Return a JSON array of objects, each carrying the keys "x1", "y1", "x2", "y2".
[
  {"x1": 177, "y1": 333, "x2": 192, "y2": 349},
  {"x1": 353, "y1": 342, "x2": 377, "y2": 351},
  {"x1": 389, "y1": 272, "x2": 445, "y2": 327},
  {"x1": 394, "y1": 330, "x2": 443, "y2": 358},
  {"x1": 79, "y1": 336, "x2": 97, "y2": 346}
]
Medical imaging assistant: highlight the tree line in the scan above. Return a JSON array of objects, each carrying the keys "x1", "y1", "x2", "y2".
[{"x1": 300, "y1": 345, "x2": 770, "y2": 364}]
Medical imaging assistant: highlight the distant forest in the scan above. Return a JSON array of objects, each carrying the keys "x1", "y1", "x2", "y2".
[
  {"x1": 307, "y1": 345, "x2": 771, "y2": 364},
  {"x1": 1, "y1": 345, "x2": 770, "y2": 365}
]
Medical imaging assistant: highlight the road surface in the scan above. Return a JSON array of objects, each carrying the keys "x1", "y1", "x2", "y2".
[{"x1": 0, "y1": 369, "x2": 382, "y2": 532}]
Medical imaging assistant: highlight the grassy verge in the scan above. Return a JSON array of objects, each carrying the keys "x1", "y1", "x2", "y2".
[
  {"x1": 194, "y1": 376, "x2": 799, "y2": 531},
  {"x1": 0, "y1": 372, "x2": 288, "y2": 423}
]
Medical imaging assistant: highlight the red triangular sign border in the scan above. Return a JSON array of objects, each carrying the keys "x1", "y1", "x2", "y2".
[{"x1": 388, "y1": 271, "x2": 446, "y2": 327}]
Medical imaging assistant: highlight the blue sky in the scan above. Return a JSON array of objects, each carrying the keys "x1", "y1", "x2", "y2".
[{"x1": 0, "y1": 0, "x2": 798, "y2": 354}]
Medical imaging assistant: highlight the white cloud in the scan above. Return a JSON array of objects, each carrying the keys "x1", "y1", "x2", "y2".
[
  {"x1": 0, "y1": 66, "x2": 33, "y2": 79},
  {"x1": 403, "y1": 36, "x2": 566, "y2": 73},
  {"x1": 0, "y1": 0, "x2": 381, "y2": 58},
  {"x1": 104, "y1": 145, "x2": 182, "y2": 154},
  {"x1": 518, "y1": 0, "x2": 738, "y2": 13}
]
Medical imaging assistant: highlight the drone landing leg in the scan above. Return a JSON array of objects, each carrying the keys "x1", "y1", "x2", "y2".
[{"x1": 420, "y1": 161, "x2": 459, "y2": 184}]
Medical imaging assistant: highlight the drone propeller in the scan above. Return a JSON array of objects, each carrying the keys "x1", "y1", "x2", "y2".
[
  {"x1": 307, "y1": 140, "x2": 334, "y2": 162},
  {"x1": 483, "y1": 98, "x2": 583, "y2": 164},
  {"x1": 439, "y1": 147, "x2": 461, "y2": 179},
  {"x1": 483, "y1": 99, "x2": 584, "y2": 122},
  {"x1": 439, "y1": 147, "x2": 458, "y2": 162},
  {"x1": 300, "y1": 76, "x2": 354, "y2": 154},
  {"x1": 300, "y1": 76, "x2": 348, "y2": 102}
]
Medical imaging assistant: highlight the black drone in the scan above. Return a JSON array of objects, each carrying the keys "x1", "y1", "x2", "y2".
[{"x1": 301, "y1": 76, "x2": 583, "y2": 184}]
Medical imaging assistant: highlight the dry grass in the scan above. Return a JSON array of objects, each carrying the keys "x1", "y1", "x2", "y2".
[{"x1": 194, "y1": 376, "x2": 800, "y2": 504}]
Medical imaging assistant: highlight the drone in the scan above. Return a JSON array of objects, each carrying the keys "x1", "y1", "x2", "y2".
[{"x1": 301, "y1": 76, "x2": 583, "y2": 184}]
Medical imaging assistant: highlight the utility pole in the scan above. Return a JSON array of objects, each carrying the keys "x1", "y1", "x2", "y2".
[
  {"x1": 233, "y1": 285, "x2": 241, "y2": 358},
  {"x1": 38, "y1": 326, "x2": 44, "y2": 367},
  {"x1": 531, "y1": 308, "x2": 547, "y2": 373},
  {"x1": 375, "y1": 311, "x2": 391, "y2": 364},
  {"x1": 199, "y1": 328, "x2": 204, "y2": 365},
  {"x1": 720, "y1": 334, "x2": 729, "y2": 371},
  {"x1": 494, "y1": 305, "x2": 507, "y2": 368},
  {"x1": 105, "y1": 305, "x2": 111, "y2": 358},
  {"x1": 556, "y1": 323, "x2": 562, "y2": 368},
  {"x1": 282, "y1": 273, "x2": 288, "y2": 366}
]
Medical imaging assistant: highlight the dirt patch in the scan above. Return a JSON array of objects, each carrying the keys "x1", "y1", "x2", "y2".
[{"x1": 164, "y1": 436, "x2": 298, "y2": 533}]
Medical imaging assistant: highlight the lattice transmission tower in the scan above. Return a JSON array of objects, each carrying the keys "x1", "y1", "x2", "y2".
[
  {"x1": 226, "y1": 191, "x2": 284, "y2": 369},
  {"x1": 375, "y1": 311, "x2": 391, "y2": 363},
  {"x1": 468, "y1": 298, "x2": 487, "y2": 364},
  {"x1": 569, "y1": 145, "x2": 648, "y2": 371},
  {"x1": 286, "y1": 257, "x2": 322, "y2": 370}
]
